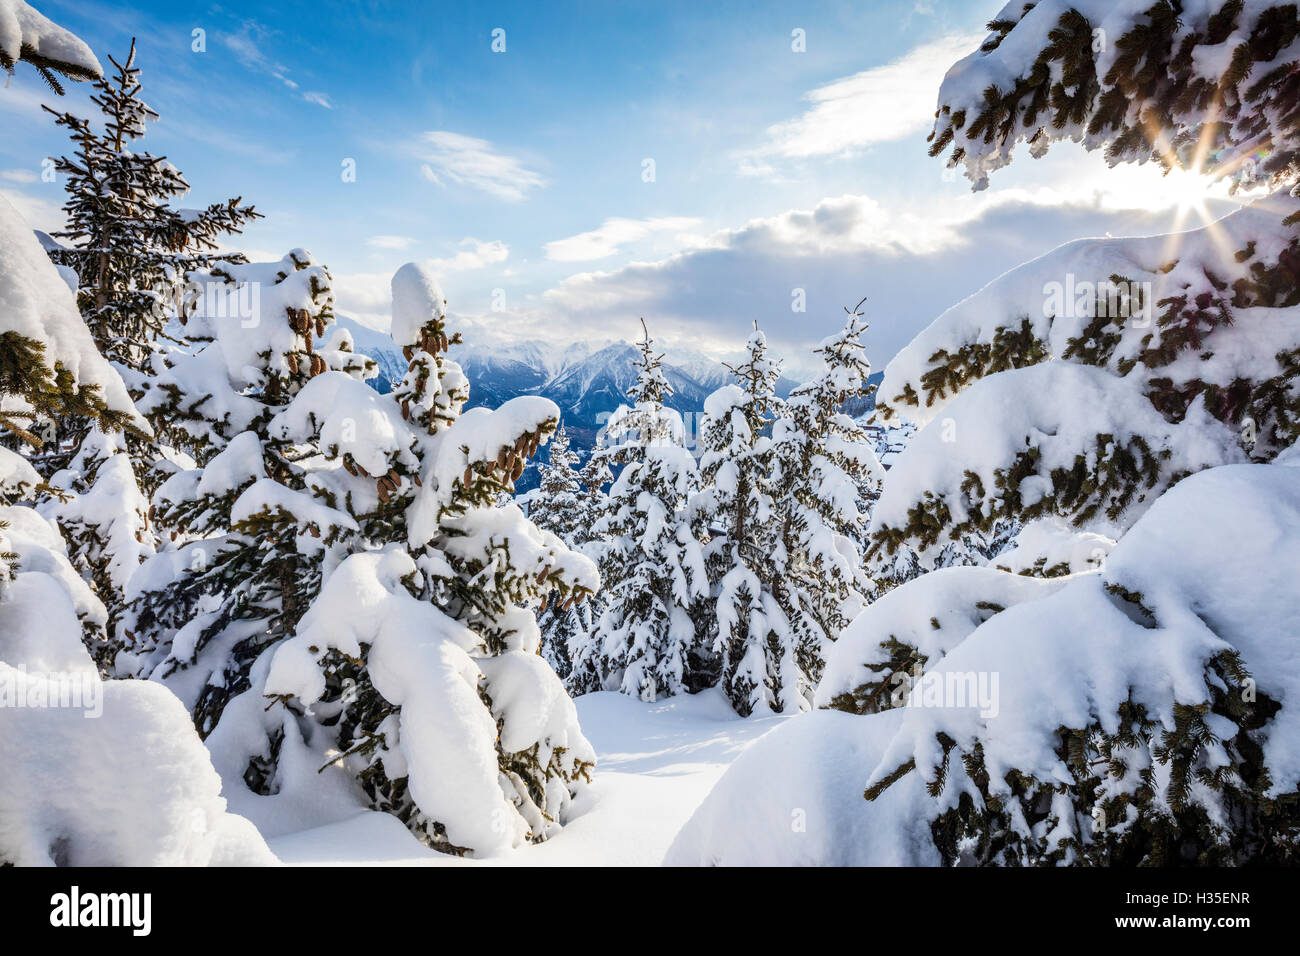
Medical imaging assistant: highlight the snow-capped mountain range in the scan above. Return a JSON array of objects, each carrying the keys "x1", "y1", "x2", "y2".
[{"x1": 337, "y1": 316, "x2": 808, "y2": 448}]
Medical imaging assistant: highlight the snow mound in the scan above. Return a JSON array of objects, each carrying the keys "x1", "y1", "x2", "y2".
[
  {"x1": 0, "y1": 503, "x2": 274, "y2": 866},
  {"x1": 991, "y1": 519, "x2": 1115, "y2": 577},
  {"x1": 665, "y1": 709, "x2": 937, "y2": 866},
  {"x1": 0, "y1": 670, "x2": 276, "y2": 866}
]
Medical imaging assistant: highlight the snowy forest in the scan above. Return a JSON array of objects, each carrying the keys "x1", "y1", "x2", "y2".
[{"x1": 1, "y1": 0, "x2": 1299, "y2": 871}]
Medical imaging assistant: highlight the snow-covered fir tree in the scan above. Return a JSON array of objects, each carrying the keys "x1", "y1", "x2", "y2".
[
  {"x1": 824, "y1": 2, "x2": 1300, "y2": 865},
  {"x1": 34, "y1": 40, "x2": 259, "y2": 660},
  {"x1": 692, "y1": 327, "x2": 792, "y2": 715},
  {"x1": 121, "y1": 249, "x2": 373, "y2": 720},
  {"x1": 43, "y1": 40, "x2": 260, "y2": 376},
  {"x1": 527, "y1": 424, "x2": 589, "y2": 676},
  {"x1": 768, "y1": 305, "x2": 883, "y2": 666},
  {"x1": 41, "y1": 37, "x2": 259, "y2": 475},
  {"x1": 562, "y1": 442, "x2": 612, "y2": 689},
  {"x1": 0, "y1": 17, "x2": 272, "y2": 862},
  {"x1": 573, "y1": 444, "x2": 612, "y2": 548},
  {"x1": 570, "y1": 321, "x2": 709, "y2": 701},
  {"x1": 871, "y1": 0, "x2": 1300, "y2": 570},
  {"x1": 228, "y1": 263, "x2": 600, "y2": 855}
]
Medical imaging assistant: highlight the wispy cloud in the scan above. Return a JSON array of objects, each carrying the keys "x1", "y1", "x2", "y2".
[
  {"x1": 1, "y1": 169, "x2": 39, "y2": 184},
  {"x1": 416, "y1": 131, "x2": 545, "y2": 202},
  {"x1": 221, "y1": 20, "x2": 334, "y2": 109},
  {"x1": 429, "y1": 238, "x2": 510, "y2": 272},
  {"x1": 742, "y1": 33, "x2": 981, "y2": 170},
  {"x1": 544, "y1": 216, "x2": 704, "y2": 262}
]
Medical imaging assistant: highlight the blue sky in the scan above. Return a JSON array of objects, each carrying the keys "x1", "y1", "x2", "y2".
[{"x1": 1, "y1": 0, "x2": 1249, "y2": 374}]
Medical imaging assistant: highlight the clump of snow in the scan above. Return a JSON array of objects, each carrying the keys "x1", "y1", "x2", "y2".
[
  {"x1": 816, "y1": 566, "x2": 1067, "y2": 712},
  {"x1": 390, "y1": 262, "x2": 446, "y2": 350},
  {"x1": 0, "y1": 0, "x2": 101, "y2": 79},
  {"x1": 0, "y1": 195, "x2": 144, "y2": 429},
  {"x1": 0, "y1": 669, "x2": 276, "y2": 865},
  {"x1": 991, "y1": 519, "x2": 1115, "y2": 576},
  {"x1": 0, "y1": 446, "x2": 39, "y2": 503}
]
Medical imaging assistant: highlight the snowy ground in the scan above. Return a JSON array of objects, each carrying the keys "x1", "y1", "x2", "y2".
[{"x1": 268, "y1": 689, "x2": 788, "y2": 866}]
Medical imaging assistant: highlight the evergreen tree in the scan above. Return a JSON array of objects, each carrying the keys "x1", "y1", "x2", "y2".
[
  {"x1": 871, "y1": 0, "x2": 1300, "y2": 567},
  {"x1": 570, "y1": 320, "x2": 709, "y2": 701},
  {"x1": 693, "y1": 326, "x2": 791, "y2": 715},
  {"x1": 564, "y1": 445, "x2": 613, "y2": 692},
  {"x1": 0, "y1": 193, "x2": 146, "y2": 662},
  {"x1": 574, "y1": 445, "x2": 612, "y2": 548},
  {"x1": 528, "y1": 424, "x2": 588, "y2": 676},
  {"x1": 769, "y1": 305, "x2": 883, "y2": 667},
  {"x1": 43, "y1": 39, "x2": 260, "y2": 378},
  {"x1": 237, "y1": 263, "x2": 599, "y2": 855},
  {"x1": 836, "y1": 2, "x2": 1300, "y2": 865},
  {"x1": 34, "y1": 40, "x2": 259, "y2": 660},
  {"x1": 121, "y1": 249, "x2": 372, "y2": 717}
]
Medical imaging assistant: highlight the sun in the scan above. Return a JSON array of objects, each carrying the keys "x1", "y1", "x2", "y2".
[{"x1": 1168, "y1": 168, "x2": 1214, "y2": 214}]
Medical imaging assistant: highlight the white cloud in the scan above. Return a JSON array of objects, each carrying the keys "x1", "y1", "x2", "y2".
[
  {"x1": 331, "y1": 271, "x2": 395, "y2": 328},
  {"x1": 302, "y1": 91, "x2": 332, "y2": 109},
  {"x1": 744, "y1": 33, "x2": 982, "y2": 167},
  {"x1": 543, "y1": 216, "x2": 703, "y2": 262},
  {"x1": 429, "y1": 238, "x2": 510, "y2": 273},
  {"x1": 1, "y1": 169, "x2": 39, "y2": 184},
  {"x1": 415, "y1": 131, "x2": 545, "y2": 201},
  {"x1": 537, "y1": 186, "x2": 1246, "y2": 372}
]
